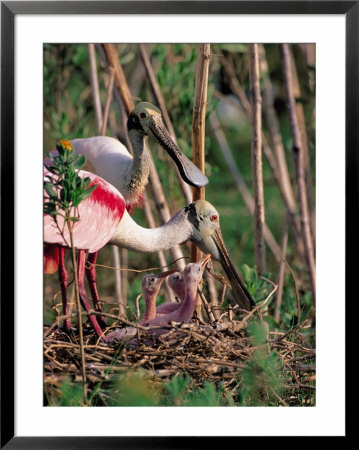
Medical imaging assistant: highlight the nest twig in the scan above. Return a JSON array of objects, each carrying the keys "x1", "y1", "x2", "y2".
[{"x1": 44, "y1": 307, "x2": 316, "y2": 406}]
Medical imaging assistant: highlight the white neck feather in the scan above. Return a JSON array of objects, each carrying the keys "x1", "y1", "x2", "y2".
[{"x1": 109, "y1": 208, "x2": 193, "y2": 253}]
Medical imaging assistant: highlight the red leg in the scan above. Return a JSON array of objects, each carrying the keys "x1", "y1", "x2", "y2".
[
  {"x1": 77, "y1": 250, "x2": 107, "y2": 341},
  {"x1": 85, "y1": 252, "x2": 107, "y2": 329},
  {"x1": 58, "y1": 247, "x2": 71, "y2": 332}
]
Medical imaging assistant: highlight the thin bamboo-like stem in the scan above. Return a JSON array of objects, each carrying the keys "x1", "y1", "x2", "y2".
[
  {"x1": 281, "y1": 43, "x2": 316, "y2": 305},
  {"x1": 68, "y1": 224, "x2": 87, "y2": 401},
  {"x1": 259, "y1": 45, "x2": 303, "y2": 253},
  {"x1": 192, "y1": 44, "x2": 210, "y2": 318},
  {"x1": 139, "y1": 44, "x2": 175, "y2": 135},
  {"x1": 192, "y1": 43, "x2": 210, "y2": 207},
  {"x1": 88, "y1": 44, "x2": 103, "y2": 131},
  {"x1": 249, "y1": 44, "x2": 266, "y2": 275},
  {"x1": 103, "y1": 44, "x2": 134, "y2": 115},
  {"x1": 96, "y1": 44, "x2": 132, "y2": 152},
  {"x1": 275, "y1": 212, "x2": 289, "y2": 323},
  {"x1": 111, "y1": 246, "x2": 125, "y2": 317},
  {"x1": 88, "y1": 50, "x2": 125, "y2": 314},
  {"x1": 210, "y1": 111, "x2": 282, "y2": 263},
  {"x1": 103, "y1": 70, "x2": 125, "y2": 315},
  {"x1": 222, "y1": 53, "x2": 301, "y2": 255},
  {"x1": 299, "y1": 44, "x2": 315, "y2": 92},
  {"x1": 100, "y1": 67, "x2": 115, "y2": 136},
  {"x1": 289, "y1": 48, "x2": 316, "y2": 244}
]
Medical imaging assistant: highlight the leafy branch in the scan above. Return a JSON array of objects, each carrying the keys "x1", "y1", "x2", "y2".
[{"x1": 44, "y1": 139, "x2": 97, "y2": 402}]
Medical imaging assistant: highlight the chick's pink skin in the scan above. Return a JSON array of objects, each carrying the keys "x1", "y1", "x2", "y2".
[
  {"x1": 140, "y1": 269, "x2": 177, "y2": 325},
  {"x1": 155, "y1": 271, "x2": 185, "y2": 315},
  {"x1": 145, "y1": 254, "x2": 211, "y2": 327}
]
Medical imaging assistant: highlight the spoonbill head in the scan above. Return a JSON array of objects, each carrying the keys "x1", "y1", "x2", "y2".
[
  {"x1": 140, "y1": 269, "x2": 177, "y2": 325},
  {"x1": 186, "y1": 200, "x2": 256, "y2": 311},
  {"x1": 141, "y1": 268, "x2": 177, "y2": 297},
  {"x1": 127, "y1": 102, "x2": 208, "y2": 188}
]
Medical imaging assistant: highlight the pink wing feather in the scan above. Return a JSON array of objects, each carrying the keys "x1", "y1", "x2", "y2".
[{"x1": 44, "y1": 169, "x2": 125, "y2": 253}]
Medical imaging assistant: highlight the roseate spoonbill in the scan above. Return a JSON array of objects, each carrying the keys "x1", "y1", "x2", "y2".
[
  {"x1": 143, "y1": 254, "x2": 212, "y2": 327},
  {"x1": 103, "y1": 270, "x2": 177, "y2": 344},
  {"x1": 155, "y1": 271, "x2": 184, "y2": 315},
  {"x1": 44, "y1": 169, "x2": 254, "y2": 339},
  {"x1": 139, "y1": 269, "x2": 177, "y2": 325},
  {"x1": 106, "y1": 258, "x2": 209, "y2": 342},
  {"x1": 45, "y1": 102, "x2": 208, "y2": 327}
]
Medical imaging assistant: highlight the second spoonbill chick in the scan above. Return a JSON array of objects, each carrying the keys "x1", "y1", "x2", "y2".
[
  {"x1": 145, "y1": 254, "x2": 211, "y2": 327},
  {"x1": 140, "y1": 269, "x2": 177, "y2": 325},
  {"x1": 155, "y1": 271, "x2": 185, "y2": 315}
]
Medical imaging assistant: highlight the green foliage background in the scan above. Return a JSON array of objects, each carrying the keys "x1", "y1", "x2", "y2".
[{"x1": 43, "y1": 43, "x2": 316, "y2": 406}]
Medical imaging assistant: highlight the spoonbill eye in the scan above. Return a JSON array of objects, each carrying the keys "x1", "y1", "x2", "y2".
[
  {"x1": 140, "y1": 112, "x2": 147, "y2": 119},
  {"x1": 210, "y1": 214, "x2": 218, "y2": 222}
]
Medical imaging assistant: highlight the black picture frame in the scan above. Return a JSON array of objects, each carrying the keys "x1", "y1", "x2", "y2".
[{"x1": 1, "y1": 1, "x2": 353, "y2": 447}]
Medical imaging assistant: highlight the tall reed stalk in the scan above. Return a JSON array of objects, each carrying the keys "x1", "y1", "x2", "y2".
[
  {"x1": 249, "y1": 44, "x2": 266, "y2": 275},
  {"x1": 281, "y1": 44, "x2": 316, "y2": 306}
]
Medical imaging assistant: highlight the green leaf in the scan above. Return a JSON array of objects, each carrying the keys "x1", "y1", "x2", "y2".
[
  {"x1": 45, "y1": 165, "x2": 59, "y2": 175},
  {"x1": 72, "y1": 154, "x2": 86, "y2": 169},
  {"x1": 44, "y1": 183, "x2": 58, "y2": 199},
  {"x1": 80, "y1": 184, "x2": 97, "y2": 201}
]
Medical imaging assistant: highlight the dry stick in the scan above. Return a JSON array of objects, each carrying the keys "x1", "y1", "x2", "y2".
[
  {"x1": 209, "y1": 111, "x2": 282, "y2": 263},
  {"x1": 139, "y1": 43, "x2": 219, "y2": 315},
  {"x1": 281, "y1": 44, "x2": 316, "y2": 306},
  {"x1": 88, "y1": 49, "x2": 125, "y2": 317},
  {"x1": 68, "y1": 224, "x2": 87, "y2": 401},
  {"x1": 192, "y1": 43, "x2": 210, "y2": 318},
  {"x1": 103, "y1": 44, "x2": 134, "y2": 114},
  {"x1": 101, "y1": 69, "x2": 126, "y2": 315},
  {"x1": 88, "y1": 44, "x2": 103, "y2": 128},
  {"x1": 128, "y1": 52, "x2": 147, "y2": 95},
  {"x1": 289, "y1": 49, "x2": 316, "y2": 244},
  {"x1": 259, "y1": 46, "x2": 304, "y2": 260},
  {"x1": 299, "y1": 43, "x2": 315, "y2": 93},
  {"x1": 100, "y1": 68, "x2": 115, "y2": 136},
  {"x1": 111, "y1": 90, "x2": 132, "y2": 308},
  {"x1": 275, "y1": 212, "x2": 289, "y2": 323},
  {"x1": 249, "y1": 44, "x2": 266, "y2": 275},
  {"x1": 260, "y1": 47, "x2": 297, "y2": 214},
  {"x1": 102, "y1": 44, "x2": 186, "y2": 273},
  {"x1": 285, "y1": 260, "x2": 302, "y2": 326},
  {"x1": 222, "y1": 55, "x2": 301, "y2": 250},
  {"x1": 222, "y1": 56, "x2": 282, "y2": 195}
]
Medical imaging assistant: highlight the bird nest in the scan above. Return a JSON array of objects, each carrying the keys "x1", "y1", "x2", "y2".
[{"x1": 44, "y1": 308, "x2": 316, "y2": 406}]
